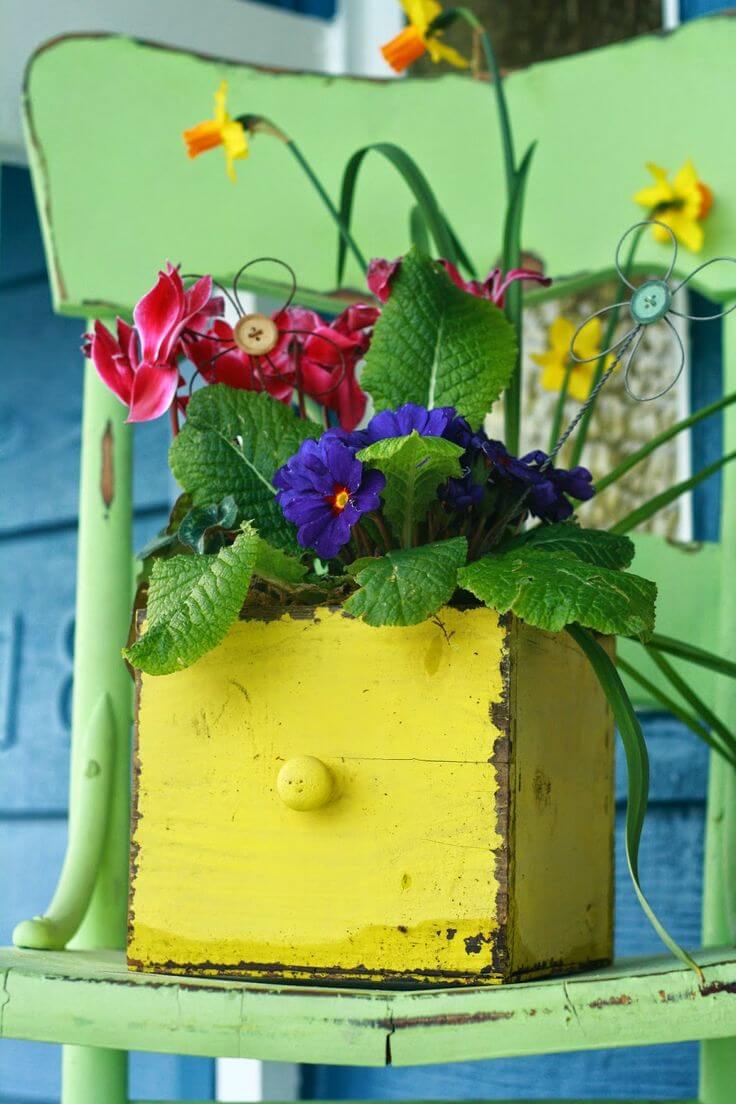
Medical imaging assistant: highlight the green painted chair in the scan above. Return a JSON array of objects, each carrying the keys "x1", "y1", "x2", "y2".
[{"x1": 3, "y1": 17, "x2": 736, "y2": 1103}]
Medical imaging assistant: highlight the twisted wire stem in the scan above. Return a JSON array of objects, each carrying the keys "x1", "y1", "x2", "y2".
[{"x1": 545, "y1": 327, "x2": 640, "y2": 469}]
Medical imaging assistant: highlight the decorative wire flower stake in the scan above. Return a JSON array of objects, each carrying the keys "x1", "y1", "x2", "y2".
[
  {"x1": 181, "y1": 256, "x2": 350, "y2": 424},
  {"x1": 549, "y1": 218, "x2": 736, "y2": 465},
  {"x1": 491, "y1": 220, "x2": 736, "y2": 535}
]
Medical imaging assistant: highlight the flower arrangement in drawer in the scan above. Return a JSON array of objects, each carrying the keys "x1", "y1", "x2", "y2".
[{"x1": 85, "y1": 2, "x2": 736, "y2": 986}]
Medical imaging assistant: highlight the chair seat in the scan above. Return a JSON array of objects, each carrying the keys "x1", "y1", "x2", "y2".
[{"x1": 1, "y1": 945, "x2": 735, "y2": 1067}]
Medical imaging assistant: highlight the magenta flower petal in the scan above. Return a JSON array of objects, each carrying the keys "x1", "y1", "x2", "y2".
[
  {"x1": 134, "y1": 269, "x2": 183, "y2": 365},
  {"x1": 367, "y1": 257, "x2": 400, "y2": 303},
  {"x1": 86, "y1": 320, "x2": 134, "y2": 404},
  {"x1": 126, "y1": 362, "x2": 179, "y2": 423}
]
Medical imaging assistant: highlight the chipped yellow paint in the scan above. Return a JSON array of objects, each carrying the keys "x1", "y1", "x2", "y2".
[{"x1": 128, "y1": 606, "x2": 614, "y2": 986}]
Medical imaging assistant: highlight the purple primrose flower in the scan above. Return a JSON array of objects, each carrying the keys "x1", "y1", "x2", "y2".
[
  {"x1": 274, "y1": 437, "x2": 385, "y2": 560},
  {"x1": 483, "y1": 440, "x2": 595, "y2": 523}
]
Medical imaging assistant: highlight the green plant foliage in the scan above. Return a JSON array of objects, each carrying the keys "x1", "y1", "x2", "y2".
[
  {"x1": 360, "y1": 249, "x2": 517, "y2": 427},
  {"x1": 178, "y1": 495, "x2": 238, "y2": 554},
  {"x1": 568, "y1": 625, "x2": 701, "y2": 981},
  {"x1": 136, "y1": 493, "x2": 193, "y2": 561},
  {"x1": 345, "y1": 537, "x2": 467, "y2": 627},
  {"x1": 358, "y1": 432, "x2": 464, "y2": 546},
  {"x1": 254, "y1": 539, "x2": 308, "y2": 588},
  {"x1": 336, "y1": 143, "x2": 458, "y2": 283},
  {"x1": 169, "y1": 386, "x2": 319, "y2": 553},
  {"x1": 125, "y1": 523, "x2": 259, "y2": 676},
  {"x1": 458, "y1": 547, "x2": 655, "y2": 637},
  {"x1": 501, "y1": 522, "x2": 635, "y2": 569}
]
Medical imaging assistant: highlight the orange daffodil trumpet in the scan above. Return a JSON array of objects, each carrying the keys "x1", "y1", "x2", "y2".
[
  {"x1": 533, "y1": 316, "x2": 615, "y2": 404},
  {"x1": 381, "y1": 0, "x2": 469, "y2": 73},
  {"x1": 183, "y1": 80, "x2": 248, "y2": 182},
  {"x1": 634, "y1": 159, "x2": 713, "y2": 253}
]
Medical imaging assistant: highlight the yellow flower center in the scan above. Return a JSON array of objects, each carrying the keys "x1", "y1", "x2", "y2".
[{"x1": 332, "y1": 488, "x2": 350, "y2": 513}]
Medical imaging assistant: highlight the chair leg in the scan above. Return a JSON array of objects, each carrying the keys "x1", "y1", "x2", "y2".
[
  {"x1": 63, "y1": 1045, "x2": 127, "y2": 1104},
  {"x1": 699, "y1": 303, "x2": 736, "y2": 1104},
  {"x1": 60, "y1": 356, "x2": 135, "y2": 1103}
]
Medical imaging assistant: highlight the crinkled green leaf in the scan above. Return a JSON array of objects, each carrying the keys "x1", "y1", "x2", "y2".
[
  {"x1": 357, "y1": 432, "x2": 463, "y2": 546},
  {"x1": 501, "y1": 523, "x2": 635, "y2": 569},
  {"x1": 254, "y1": 539, "x2": 308, "y2": 588},
  {"x1": 345, "y1": 537, "x2": 467, "y2": 627},
  {"x1": 169, "y1": 386, "x2": 319, "y2": 553},
  {"x1": 458, "y1": 546, "x2": 655, "y2": 637},
  {"x1": 125, "y1": 523, "x2": 259, "y2": 675},
  {"x1": 361, "y1": 249, "x2": 517, "y2": 426}
]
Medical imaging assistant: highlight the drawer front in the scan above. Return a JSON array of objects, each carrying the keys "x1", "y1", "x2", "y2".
[{"x1": 129, "y1": 606, "x2": 510, "y2": 985}]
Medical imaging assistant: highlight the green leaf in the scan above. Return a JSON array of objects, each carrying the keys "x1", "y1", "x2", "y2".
[
  {"x1": 125, "y1": 523, "x2": 259, "y2": 676},
  {"x1": 178, "y1": 495, "x2": 239, "y2": 554},
  {"x1": 645, "y1": 647, "x2": 736, "y2": 763},
  {"x1": 617, "y1": 653, "x2": 736, "y2": 771},
  {"x1": 458, "y1": 547, "x2": 656, "y2": 637},
  {"x1": 361, "y1": 249, "x2": 517, "y2": 427},
  {"x1": 568, "y1": 624, "x2": 702, "y2": 981},
  {"x1": 501, "y1": 523, "x2": 635, "y2": 569},
  {"x1": 169, "y1": 386, "x2": 319, "y2": 553},
  {"x1": 344, "y1": 537, "x2": 468, "y2": 627},
  {"x1": 254, "y1": 539, "x2": 308, "y2": 588},
  {"x1": 357, "y1": 432, "x2": 464, "y2": 546},
  {"x1": 596, "y1": 389, "x2": 736, "y2": 494},
  {"x1": 611, "y1": 449, "x2": 736, "y2": 534},
  {"x1": 136, "y1": 493, "x2": 193, "y2": 561},
  {"x1": 643, "y1": 632, "x2": 736, "y2": 680},
  {"x1": 336, "y1": 143, "x2": 456, "y2": 285}
]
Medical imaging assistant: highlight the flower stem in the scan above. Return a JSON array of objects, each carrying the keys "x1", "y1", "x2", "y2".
[
  {"x1": 370, "y1": 511, "x2": 394, "y2": 553},
  {"x1": 237, "y1": 114, "x2": 369, "y2": 278},
  {"x1": 547, "y1": 361, "x2": 572, "y2": 454},
  {"x1": 441, "y1": 8, "x2": 524, "y2": 451},
  {"x1": 286, "y1": 139, "x2": 369, "y2": 276},
  {"x1": 169, "y1": 401, "x2": 180, "y2": 438}
]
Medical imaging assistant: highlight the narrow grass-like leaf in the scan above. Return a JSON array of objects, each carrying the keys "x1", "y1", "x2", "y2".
[
  {"x1": 501, "y1": 142, "x2": 536, "y2": 454},
  {"x1": 646, "y1": 647, "x2": 736, "y2": 762},
  {"x1": 409, "y1": 204, "x2": 430, "y2": 254},
  {"x1": 567, "y1": 624, "x2": 703, "y2": 980},
  {"x1": 337, "y1": 143, "x2": 456, "y2": 284},
  {"x1": 596, "y1": 390, "x2": 736, "y2": 494},
  {"x1": 643, "y1": 633, "x2": 736, "y2": 679},
  {"x1": 617, "y1": 655, "x2": 736, "y2": 770},
  {"x1": 611, "y1": 450, "x2": 736, "y2": 535}
]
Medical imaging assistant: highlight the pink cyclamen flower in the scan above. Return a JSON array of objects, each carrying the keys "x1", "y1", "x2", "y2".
[
  {"x1": 367, "y1": 256, "x2": 551, "y2": 307},
  {"x1": 185, "y1": 302, "x2": 379, "y2": 432},
  {"x1": 83, "y1": 264, "x2": 222, "y2": 422}
]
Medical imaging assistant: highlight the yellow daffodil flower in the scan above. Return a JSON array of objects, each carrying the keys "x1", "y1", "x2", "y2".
[
  {"x1": 183, "y1": 81, "x2": 249, "y2": 183},
  {"x1": 533, "y1": 316, "x2": 613, "y2": 403},
  {"x1": 634, "y1": 159, "x2": 713, "y2": 253},
  {"x1": 381, "y1": 0, "x2": 469, "y2": 73}
]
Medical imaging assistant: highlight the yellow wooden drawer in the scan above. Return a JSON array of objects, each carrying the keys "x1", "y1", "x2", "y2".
[{"x1": 128, "y1": 605, "x2": 614, "y2": 987}]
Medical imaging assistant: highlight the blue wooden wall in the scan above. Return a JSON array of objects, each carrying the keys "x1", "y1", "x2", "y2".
[{"x1": 0, "y1": 165, "x2": 214, "y2": 1103}]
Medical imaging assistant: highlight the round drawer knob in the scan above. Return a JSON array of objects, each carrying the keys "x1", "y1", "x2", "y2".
[{"x1": 277, "y1": 756, "x2": 333, "y2": 811}]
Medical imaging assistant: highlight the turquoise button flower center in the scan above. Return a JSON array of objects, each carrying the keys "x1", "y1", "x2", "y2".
[{"x1": 630, "y1": 279, "x2": 672, "y2": 325}]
